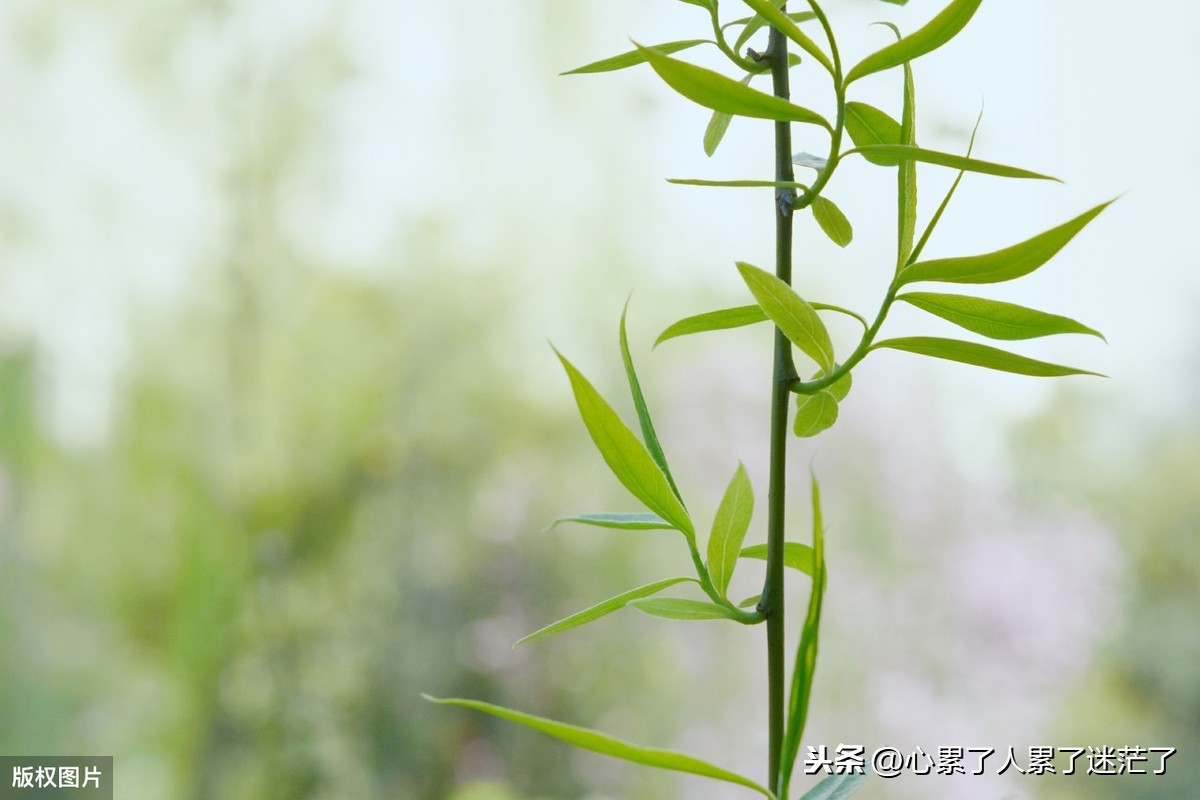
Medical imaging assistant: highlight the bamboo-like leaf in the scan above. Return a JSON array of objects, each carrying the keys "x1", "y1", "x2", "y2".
[
  {"x1": 726, "y1": 10, "x2": 818, "y2": 34},
  {"x1": 423, "y1": 696, "x2": 775, "y2": 799},
  {"x1": 778, "y1": 474, "x2": 827, "y2": 797},
  {"x1": 620, "y1": 303, "x2": 683, "y2": 502},
  {"x1": 737, "y1": 0, "x2": 833, "y2": 74},
  {"x1": 637, "y1": 43, "x2": 830, "y2": 130},
  {"x1": 811, "y1": 196, "x2": 853, "y2": 247},
  {"x1": 871, "y1": 337, "x2": 1104, "y2": 377},
  {"x1": 562, "y1": 39, "x2": 711, "y2": 76},
  {"x1": 734, "y1": 3, "x2": 817, "y2": 52},
  {"x1": 630, "y1": 598, "x2": 743, "y2": 621},
  {"x1": 845, "y1": 0, "x2": 985, "y2": 84},
  {"x1": 899, "y1": 200, "x2": 1114, "y2": 285},
  {"x1": 517, "y1": 577, "x2": 697, "y2": 645},
  {"x1": 703, "y1": 73, "x2": 755, "y2": 157},
  {"x1": 657, "y1": 305, "x2": 768, "y2": 346},
  {"x1": 707, "y1": 463, "x2": 755, "y2": 598},
  {"x1": 849, "y1": 144, "x2": 1057, "y2": 181},
  {"x1": 740, "y1": 542, "x2": 815, "y2": 576},
  {"x1": 556, "y1": 350, "x2": 694, "y2": 536},
  {"x1": 897, "y1": 34, "x2": 918, "y2": 270},
  {"x1": 668, "y1": 179, "x2": 810, "y2": 189},
  {"x1": 898, "y1": 293, "x2": 1105, "y2": 341},
  {"x1": 551, "y1": 513, "x2": 676, "y2": 531},
  {"x1": 799, "y1": 773, "x2": 869, "y2": 800},
  {"x1": 843, "y1": 102, "x2": 902, "y2": 164},
  {"x1": 794, "y1": 391, "x2": 839, "y2": 438},
  {"x1": 736, "y1": 262, "x2": 835, "y2": 371},
  {"x1": 907, "y1": 109, "x2": 983, "y2": 266}
]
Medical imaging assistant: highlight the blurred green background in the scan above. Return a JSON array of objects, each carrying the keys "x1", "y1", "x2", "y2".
[{"x1": 0, "y1": 1, "x2": 1196, "y2": 798}]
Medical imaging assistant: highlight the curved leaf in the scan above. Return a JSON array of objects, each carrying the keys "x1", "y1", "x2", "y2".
[
  {"x1": 555, "y1": 350, "x2": 694, "y2": 537},
  {"x1": 657, "y1": 305, "x2": 768, "y2": 346},
  {"x1": 668, "y1": 178, "x2": 810, "y2": 189},
  {"x1": 562, "y1": 39, "x2": 711, "y2": 76},
  {"x1": 737, "y1": 0, "x2": 833, "y2": 74},
  {"x1": 850, "y1": 144, "x2": 1058, "y2": 181},
  {"x1": 736, "y1": 262, "x2": 835, "y2": 371},
  {"x1": 620, "y1": 302, "x2": 683, "y2": 502},
  {"x1": 812, "y1": 365, "x2": 853, "y2": 401},
  {"x1": 423, "y1": 696, "x2": 775, "y2": 799},
  {"x1": 800, "y1": 773, "x2": 869, "y2": 799},
  {"x1": 740, "y1": 542, "x2": 815, "y2": 577},
  {"x1": 517, "y1": 577, "x2": 697, "y2": 645},
  {"x1": 734, "y1": 5, "x2": 817, "y2": 52},
  {"x1": 551, "y1": 513, "x2": 676, "y2": 531},
  {"x1": 898, "y1": 292, "x2": 1105, "y2": 341},
  {"x1": 899, "y1": 200, "x2": 1114, "y2": 285},
  {"x1": 846, "y1": 0, "x2": 985, "y2": 84},
  {"x1": 811, "y1": 196, "x2": 853, "y2": 247},
  {"x1": 843, "y1": 102, "x2": 902, "y2": 163},
  {"x1": 794, "y1": 391, "x2": 839, "y2": 438},
  {"x1": 630, "y1": 598, "x2": 743, "y2": 621},
  {"x1": 871, "y1": 336, "x2": 1104, "y2": 377},
  {"x1": 708, "y1": 463, "x2": 755, "y2": 598}
]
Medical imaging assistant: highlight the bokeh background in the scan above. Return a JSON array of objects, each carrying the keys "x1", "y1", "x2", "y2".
[{"x1": 0, "y1": 0, "x2": 1196, "y2": 798}]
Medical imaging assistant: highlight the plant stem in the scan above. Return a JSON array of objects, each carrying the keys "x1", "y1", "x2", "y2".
[{"x1": 761, "y1": 18, "x2": 797, "y2": 795}]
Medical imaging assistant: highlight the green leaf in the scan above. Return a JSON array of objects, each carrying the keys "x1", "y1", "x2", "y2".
[
  {"x1": 736, "y1": 262, "x2": 835, "y2": 371},
  {"x1": 740, "y1": 542, "x2": 815, "y2": 577},
  {"x1": 899, "y1": 200, "x2": 1114, "y2": 285},
  {"x1": 704, "y1": 74, "x2": 755, "y2": 157},
  {"x1": 562, "y1": 39, "x2": 711, "y2": 76},
  {"x1": 707, "y1": 463, "x2": 755, "y2": 598},
  {"x1": 812, "y1": 366, "x2": 852, "y2": 401},
  {"x1": 812, "y1": 304, "x2": 869, "y2": 332},
  {"x1": 555, "y1": 350, "x2": 694, "y2": 537},
  {"x1": 811, "y1": 196, "x2": 853, "y2": 247},
  {"x1": 734, "y1": 3, "x2": 817, "y2": 52},
  {"x1": 849, "y1": 144, "x2": 1058, "y2": 181},
  {"x1": 737, "y1": 0, "x2": 833, "y2": 74},
  {"x1": 845, "y1": 0, "x2": 985, "y2": 84},
  {"x1": 843, "y1": 102, "x2": 902, "y2": 164},
  {"x1": 799, "y1": 773, "x2": 869, "y2": 800},
  {"x1": 779, "y1": 474, "x2": 827, "y2": 797},
  {"x1": 793, "y1": 391, "x2": 839, "y2": 438},
  {"x1": 897, "y1": 33, "x2": 917, "y2": 269},
  {"x1": 668, "y1": 179, "x2": 810, "y2": 189},
  {"x1": 636, "y1": 42, "x2": 830, "y2": 130},
  {"x1": 551, "y1": 513, "x2": 676, "y2": 531},
  {"x1": 620, "y1": 302, "x2": 683, "y2": 503},
  {"x1": 871, "y1": 337, "x2": 1104, "y2": 377},
  {"x1": 898, "y1": 292, "x2": 1105, "y2": 341},
  {"x1": 656, "y1": 305, "x2": 768, "y2": 346},
  {"x1": 517, "y1": 577, "x2": 697, "y2": 645},
  {"x1": 907, "y1": 109, "x2": 983, "y2": 266},
  {"x1": 423, "y1": 697, "x2": 775, "y2": 799},
  {"x1": 629, "y1": 598, "x2": 743, "y2": 621}
]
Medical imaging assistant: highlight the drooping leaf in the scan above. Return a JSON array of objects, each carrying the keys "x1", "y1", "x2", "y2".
[
  {"x1": 630, "y1": 598, "x2": 743, "y2": 621},
  {"x1": 778, "y1": 474, "x2": 827, "y2": 798},
  {"x1": 898, "y1": 293, "x2": 1105, "y2": 341},
  {"x1": 637, "y1": 43, "x2": 830, "y2": 129},
  {"x1": 562, "y1": 39, "x2": 711, "y2": 76},
  {"x1": 845, "y1": 0, "x2": 985, "y2": 84},
  {"x1": 555, "y1": 350, "x2": 694, "y2": 537},
  {"x1": 811, "y1": 196, "x2": 853, "y2": 247},
  {"x1": 551, "y1": 513, "x2": 677, "y2": 531},
  {"x1": 620, "y1": 302, "x2": 683, "y2": 502},
  {"x1": 740, "y1": 542, "x2": 815, "y2": 576},
  {"x1": 707, "y1": 463, "x2": 755, "y2": 598},
  {"x1": 668, "y1": 178, "x2": 811, "y2": 189},
  {"x1": 517, "y1": 577, "x2": 698, "y2": 645},
  {"x1": 843, "y1": 102, "x2": 902, "y2": 164},
  {"x1": 657, "y1": 305, "x2": 768, "y2": 346},
  {"x1": 704, "y1": 73, "x2": 756, "y2": 157},
  {"x1": 871, "y1": 337, "x2": 1104, "y2": 377},
  {"x1": 799, "y1": 772, "x2": 869, "y2": 800},
  {"x1": 793, "y1": 391, "x2": 839, "y2": 437},
  {"x1": 849, "y1": 144, "x2": 1057, "y2": 181},
  {"x1": 736, "y1": 262, "x2": 835, "y2": 371},
  {"x1": 423, "y1": 697, "x2": 776, "y2": 799},
  {"x1": 899, "y1": 200, "x2": 1114, "y2": 285},
  {"x1": 737, "y1": 0, "x2": 833, "y2": 74}
]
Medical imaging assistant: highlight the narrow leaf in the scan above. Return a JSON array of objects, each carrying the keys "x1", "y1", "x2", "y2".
[
  {"x1": 794, "y1": 391, "x2": 839, "y2": 438},
  {"x1": 845, "y1": 0, "x2": 985, "y2": 84},
  {"x1": 736, "y1": 262, "x2": 835, "y2": 371},
  {"x1": 517, "y1": 577, "x2": 697, "y2": 645},
  {"x1": 657, "y1": 305, "x2": 768, "y2": 346},
  {"x1": 843, "y1": 102, "x2": 902, "y2": 164},
  {"x1": 907, "y1": 109, "x2": 983, "y2": 266},
  {"x1": 677, "y1": 0, "x2": 712, "y2": 8},
  {"x1": 555, "y1": 350, "x2": 694, "y2": 536},
  {"x1": 668, "y1": 179, "x2": 810, "y2": 189},
  {"x1": 740, "y1": 542, "x2": 815, "y2": 577},
  {"x1": 734, "y1": 3, "x2": 817, "y2": 52},
  {"x1": 630, "y1": 598, "x2": 743, "y2": 621},
  {"x1": 898, "y1": 292, "x2": 1105, "y2": 341},
  {"x1": 812, "y1": 304, "x2": 869, "y2": 332},
  {"x1": 811, "y1": 196, "x2": 853, "y2": 247},
  {"x1": 737, "y1": 0, "x2": 833, "y2": 74},
  {"x1": 551, "y1": 513, "x2": 676, "y2": 531},
  {"x1": 704, "y1": 73, "x2": 755, "y2": 157},
  {"x1": 871, "y1": 337, "x2": 1104, "y2": 377},
  {"x1": 850, "y1": 144, "x2": 1058, "y2": 181},
  {"x1": 562, "y1": 39, "x2": 711, "y2": 76},
  {"x1": 707, "y1": 463, "x2": 755, "y2": 598},
  {"x1": 800, "y1": 773, "x2": 869, "y2": 800},
  {"x1": 899, "y1": 200, "x2": 1114, "y2": 285},
  {"x1": 897, "y1": 36, "x2": 917, "y2": 269},
  {"x1": 620, "y1": 302, "x2": 683, "y2": 502},
  {"x1": 423, "y1": 697, "x2": 775, "y2": 799},
  {"x1": 637, "y1": 43, "x2": 830, "y2": 129}
]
